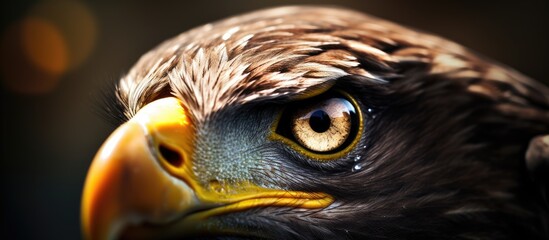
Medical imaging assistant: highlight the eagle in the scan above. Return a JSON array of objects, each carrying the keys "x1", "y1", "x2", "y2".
[{"x1": 81, "y1": 6, "x2": 549, "y2": 240}]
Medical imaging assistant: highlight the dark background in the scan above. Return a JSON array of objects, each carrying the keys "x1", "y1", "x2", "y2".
[{"x1": 1, "y1": 0, "x2": 547, "y2": 239}]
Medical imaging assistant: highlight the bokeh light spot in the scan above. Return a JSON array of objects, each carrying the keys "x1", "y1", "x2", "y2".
[
  {"x1": 29, "y1": 0, "x2": 97, "y2": 70},
  {"x1": 1, "y1": 20, "x2": 61, "y2": 94},
  {"x1": 0, "y1": 0, "x2": 98, "y2": 95},
  {"x1": 22, "y1": 17, "x2": 68, "y2": 75}
]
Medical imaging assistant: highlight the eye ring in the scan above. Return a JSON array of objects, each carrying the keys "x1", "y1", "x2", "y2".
[{"x1": 270, "y1": 90, "x2": 363, "y2": 161}]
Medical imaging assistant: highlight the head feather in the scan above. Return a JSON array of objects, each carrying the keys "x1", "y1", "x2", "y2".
[{"x1": 116, "y1": 6, "x2": 548, "y2": 123}]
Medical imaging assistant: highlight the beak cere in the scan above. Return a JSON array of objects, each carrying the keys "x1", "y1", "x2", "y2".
[
  {"x1": 81, "y1": 97, "x2": 198, "y2": 240},
  {"x1": 81, "y1": 97, "x2": 334, "y2": 239}
]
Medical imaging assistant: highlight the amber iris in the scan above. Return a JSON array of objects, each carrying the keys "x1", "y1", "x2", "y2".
[{"x1": 288, "y1": 96, "x2": 358, "y2": 153}]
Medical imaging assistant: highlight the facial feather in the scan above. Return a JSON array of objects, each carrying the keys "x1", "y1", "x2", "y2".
[{"x1": 108, "y1": 6, "x2": 549, "y2": 239}]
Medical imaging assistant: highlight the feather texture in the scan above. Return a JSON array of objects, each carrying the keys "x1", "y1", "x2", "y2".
[
  {"x1": 116, "y1": 6, "x2": 549, "y2": 123},
  {"x1": 110, "y1": 6, "x2": 549, "y2": 239}
]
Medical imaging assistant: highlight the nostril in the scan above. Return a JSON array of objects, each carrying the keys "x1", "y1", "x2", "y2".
[{"x1": 158, "y1": 144, "x2": 183, "y2": 167}]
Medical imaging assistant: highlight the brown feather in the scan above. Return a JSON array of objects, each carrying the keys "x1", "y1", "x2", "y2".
[{"x1": 116, "y1": 6, "x2": 548, "y2": 124}]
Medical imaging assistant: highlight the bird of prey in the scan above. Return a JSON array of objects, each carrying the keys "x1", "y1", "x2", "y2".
[{"x1": 81, "y1": 6, "x2": 549, "y2": 240}]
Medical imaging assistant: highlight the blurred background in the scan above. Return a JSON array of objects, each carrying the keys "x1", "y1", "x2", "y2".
[{"x1": 1, "y1": 0, "x2": 547, "y2": 239}]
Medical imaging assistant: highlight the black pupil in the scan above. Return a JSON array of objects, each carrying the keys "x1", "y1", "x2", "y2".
[{"x1": 309, "y1": 110, "x2": 331, "y2": 133}]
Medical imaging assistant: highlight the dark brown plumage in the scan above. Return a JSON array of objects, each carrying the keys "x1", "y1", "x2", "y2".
[{"x1": 87, "y1": 6, "x2": 549, "y2": 239}]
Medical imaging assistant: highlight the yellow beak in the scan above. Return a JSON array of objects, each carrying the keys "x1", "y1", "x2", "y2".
[
  {"x1": 81, "y1": 97, "x2": 198, "y2": 239},
  {"x1": 81, "y1": 97, "x2": 333, "y2": 239}
]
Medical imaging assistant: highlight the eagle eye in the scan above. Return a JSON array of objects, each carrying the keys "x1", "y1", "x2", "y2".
[{"x1": 273, "y1": 91, "x2": 362, "y2": 158}]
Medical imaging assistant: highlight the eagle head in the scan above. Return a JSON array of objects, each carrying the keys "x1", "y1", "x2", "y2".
[{"x1": 81, "y1": 6, "x2": 549, "y2": 239}]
